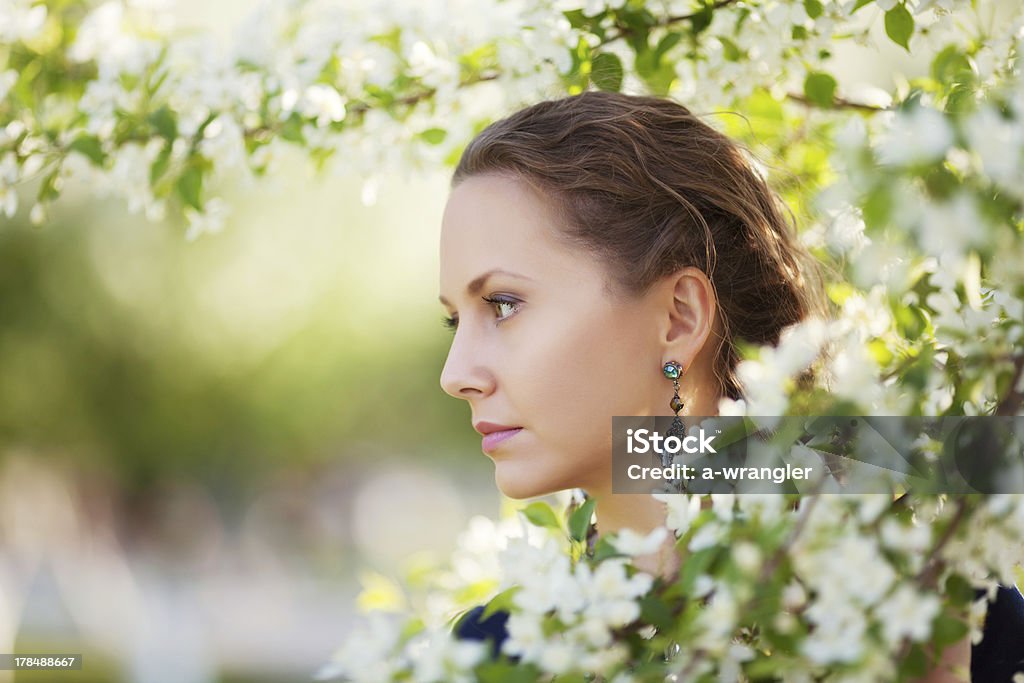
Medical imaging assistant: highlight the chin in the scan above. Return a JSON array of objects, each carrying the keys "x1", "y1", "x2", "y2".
[{"x1": 493, "y1": 464, "x2": 566, "y2": 500}]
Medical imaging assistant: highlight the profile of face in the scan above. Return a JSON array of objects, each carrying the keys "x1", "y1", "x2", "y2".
[{"x1": 438, "y1": 173, "x2": 717, "y2": 500}]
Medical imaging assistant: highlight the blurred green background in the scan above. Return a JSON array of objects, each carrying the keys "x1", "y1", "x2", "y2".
[{"x1": 1, "y1": 144, "x2": 504, "y2": 682}]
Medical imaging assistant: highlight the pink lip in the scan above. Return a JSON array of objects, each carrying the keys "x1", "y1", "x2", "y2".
[{"x1": 482, "y1": 428, "x2": 523, "y2": 453}]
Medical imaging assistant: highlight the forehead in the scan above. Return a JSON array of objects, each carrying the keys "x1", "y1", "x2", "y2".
[
  {"x1": 439, "y1": 174, "x2": 589, "y2": 286},
  {"x1": 441, "y1": 174, "x2": 556, "y2": 248}
]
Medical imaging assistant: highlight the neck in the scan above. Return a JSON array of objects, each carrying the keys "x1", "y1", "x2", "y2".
[
  {"x1": 589, "y1": 489, "x2": 666, "y2": 537},
  {"x1": 583, "y1": 387, "x2": 721, "y2": 581},
  {"x1": 585, "y1": 487, "x2": 680, "y2": 581}
]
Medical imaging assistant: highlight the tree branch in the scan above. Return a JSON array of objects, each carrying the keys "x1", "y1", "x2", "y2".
[
  {"x1": 597, "y1": 0, "x2": 742, "y2": 48},
  {"x1": 995, "y1": 354, "x2": 1024, "y2": 416},
  {"x1": 786, "y1": 91, "x2": 891, "y2": 112}
]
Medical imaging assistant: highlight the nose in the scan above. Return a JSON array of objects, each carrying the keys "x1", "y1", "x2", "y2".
[{"x1": 440, "y1": 326, "x2": 493, "y2": 400}]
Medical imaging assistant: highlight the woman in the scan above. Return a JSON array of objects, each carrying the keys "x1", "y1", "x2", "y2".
[{"x1": 436, "y1": 91, "x2": 1024, "y2": 681}]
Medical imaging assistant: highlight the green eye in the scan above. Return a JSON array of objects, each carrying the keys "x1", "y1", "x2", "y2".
[{"x1": 482, "y1": 295, "x2": 522, "y2": 321}]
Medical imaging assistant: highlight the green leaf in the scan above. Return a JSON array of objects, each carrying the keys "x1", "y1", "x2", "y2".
[
  {"x1": 310, "y1": 146, "x2": 336, "y2": 174},
  {"x1": 945, "y1": 82, "x2": 978, "y2": 115},
  {"x1": 475, "y1": 661, "x2": 541, "y2": 683},
  {"x1": 568, "y1": 496, "x2": 597, "y2": 543},
  {"x1": 194, "y1": 112, "x2": 218, "y2": 140},
  {"x1": 590, "y1": 535, "x2": 622, "y2": 562},
  {"x1": 522, "y1": 501, "x2": 561, "y2": 530},
  {"x1": 37, "y1": 169, "x2": 60, "y2": 203},
  {"x1": 885, "y1": 4, "x2": 914, "y2": 51},
  {"x1": 639, "y1": 593, "x2": 675, "y2": 631},
  {"x1": 617, "y1": 7, "x2": 656, "y2": 53},
  {"x1": 653, "y1": 32, "x2": 682, "y2": 61},
  {"x1": 746, "y1": 657, "x2": 787, "y2": 679},
  {"x1": 670, "y1": 546, "x2": 717, "y2": 597},
  {"x1": 804, "y1": 440, "x2": 844, "y2": 455},
  {"x1": 148, "y1": 106, "x2": 178, "y2": 141},
  {"x1": 944, "y1": 573, "x2": 976, "y2": 606},
  {"x1": 689, "y1": 0, "x2": 714, "y2": 34},
  {"x1": 281, "y1": 113, "x2": 306, "y2": 144},
  {"x1": 932, "y1": 614, "x2": 969, "y2": 646},
  {"x1": 563, "y1": 9, "x2": 589, "y2": 30},
  {"x1": 68, "y1": 135, "x2": 106, "y2": 166},
  {"x1": 481, "y1": 585, "x2": 521, "y2": 620},
  {"x1": 399, "y1": 615, "x2": 426, "y2": 641},
  {"x1": 591, "y1": 52, "x2": 624, "y2": 92},
  {"x1": 549, "y1": 674, "x2": 587, "y2": 683},
  {"x1": 803, "y1": 72, "x2": 837, "y2": 108},
  {"x1": 850, "y1": 0, "x2": 874, "y2": 11},
  {"x1": 861, "y1": 186, "x2": 893, "y2": 229},
  {"x1": 418, "y1": 127, "x2": 447, "y2": 145},
  {"x1": 930, "y1": 46, "x2": 972, "y2": 84},
  {"x1": 897, "y1": 88, "x2": 924, "y2": 113},
  {"x1": 443, "y1": 145, "x2": 464, "y2": 167},
  {"x1": 176, "y1": 162, "x2": 205, "y2": 211},
  {"x1": 150, "y1": 143, "x2": 172, "y2": 185},
  {"x1": 719, "y1": 36, "x2": 743, "y2": 62},
  {"x1": 804, "y1": 0, "x2": 824, "y2": 19},
  {"x1": 900, "y1": 642, "x2": 929, "y2": 679}
]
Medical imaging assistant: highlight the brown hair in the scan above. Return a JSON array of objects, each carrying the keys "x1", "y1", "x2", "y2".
[{"x1": 451, "y1": 90, "x2": 832, "y2": 402}]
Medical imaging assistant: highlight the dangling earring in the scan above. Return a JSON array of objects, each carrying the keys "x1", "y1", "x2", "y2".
[
  {"x1": 661, "y1": 361, "x2": 687, "y2": 466},
  {"x1": 662, "y1": 361, "x2": 685, "y2": 413},
  {"x1": 660, "y1": 360, "x2": 689, "y2": 493}
]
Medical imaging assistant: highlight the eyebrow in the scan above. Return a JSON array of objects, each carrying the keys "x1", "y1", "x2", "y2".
[{"x1": 438, "y1": 269, "x2": 535, "y2": 306}]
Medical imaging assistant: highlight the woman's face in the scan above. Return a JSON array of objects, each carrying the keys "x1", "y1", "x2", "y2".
[{"x1": 438, "y1": 174, "x2": 670, "y2": 500}]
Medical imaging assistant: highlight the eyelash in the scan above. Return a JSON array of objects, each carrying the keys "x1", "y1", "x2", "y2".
[{"x1": 441, "y1": 295, "x2": 522, "y2": 332}]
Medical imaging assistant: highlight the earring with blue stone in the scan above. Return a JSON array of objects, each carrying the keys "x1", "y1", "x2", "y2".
[
  {"x1": 661, "y1": 360, "x2": 688, "y2": 492},
  {"x1": 661, "y1": 361, "x2": 687, "y2": 467},
  {"x1": 662, "y1": 360, "x2": 686, "y2": 413}
]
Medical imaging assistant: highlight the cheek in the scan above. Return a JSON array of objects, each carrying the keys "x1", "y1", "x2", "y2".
[{"x1": 516, "y1": 305, "x2": 655, "y2": 449}]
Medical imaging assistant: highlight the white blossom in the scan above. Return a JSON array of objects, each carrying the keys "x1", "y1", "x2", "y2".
[
  {"x1": 968, "y1": 595, "x2": 989, "y2": 644},
  {"x1": 688, "y1": 522, "x2": 724, "y2": 552},
  {"x1": 732, "y1": 541, "x2": 761, "y2": 574},
  {"x1": 840, "y1": 285, "x2": 893, "y2": 341},
  {"x1": 405, "y1": 625, "x2": 488, "y2": 683},
  {"x1": 313, "y1": 611, "x2": 407, "y2": 682},
  {"x1": 916, "y1": 193, "x2": 984, "y2": 271},
  {"x1": 184, "y1": 197, "x2": 231, "y2": 241},
  {"x1": 652, "y1": 492, "x2": 703, "y2": 536},
  {"x1": 802, "y1": 598, "x2": 868, "y2": 663},
  {"x1": 610, "y1": 525, "x2": 669, "y2": 556},
  {"x1": 301, "y1": 85, "x2": 347, "y2": 127},
  {"x1": 879, "y1": 516, "x2": 932, "y2": 555},
  {"x1": 963, "y1": 104, "x2": 1024, "y2": 194},
  {"x1": 874, "y1": 584, "x2": 940, "y2": 646},
  {"x1": 0, "y1": 1, "x2": 47, "y2": 43},
  {"x1": 875, "y1": 105, "x2": 955, "y2": 165}
]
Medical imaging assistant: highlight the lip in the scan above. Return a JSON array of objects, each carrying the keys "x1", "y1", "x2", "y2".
[
  {"x1": 481, "y1": 427, "x2": 523, "y2": 453},
  {"x1": 473, "y1": 421, "x2": 521, "y2": 436}
]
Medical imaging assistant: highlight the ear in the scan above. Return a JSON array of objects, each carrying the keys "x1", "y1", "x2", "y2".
[{"x1": 662, "y1": 266, "x2": 716, "y2": 358}]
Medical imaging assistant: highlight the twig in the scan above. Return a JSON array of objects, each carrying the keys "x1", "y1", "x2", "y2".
[
  {"x1": 914, "y1": 497, "x2": 970, "y2": 590},
  {"x1": 597, "y1": 0, "x2": 742, "y2": 48},
  {"x1": 891, "y1": 497, "x2": 971, "y2": 664},
  {"x1": 995, "y1": 354, "x2": 1024, "y2": 416},
  {"x1": 786, "y1": 91, "x2": 890, "y2": 112}
]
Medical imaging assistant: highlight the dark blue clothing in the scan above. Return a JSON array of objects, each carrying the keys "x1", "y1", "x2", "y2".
[
  {"x1": 971, "y1": 585, "x2": 1024, "y2": 681},
  {"x1": 454, "y1": 585, "x2": 1024, "y2": 680},
  {"x1": 453, "y1": 605, "x2": 519, "y2": 664}
]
